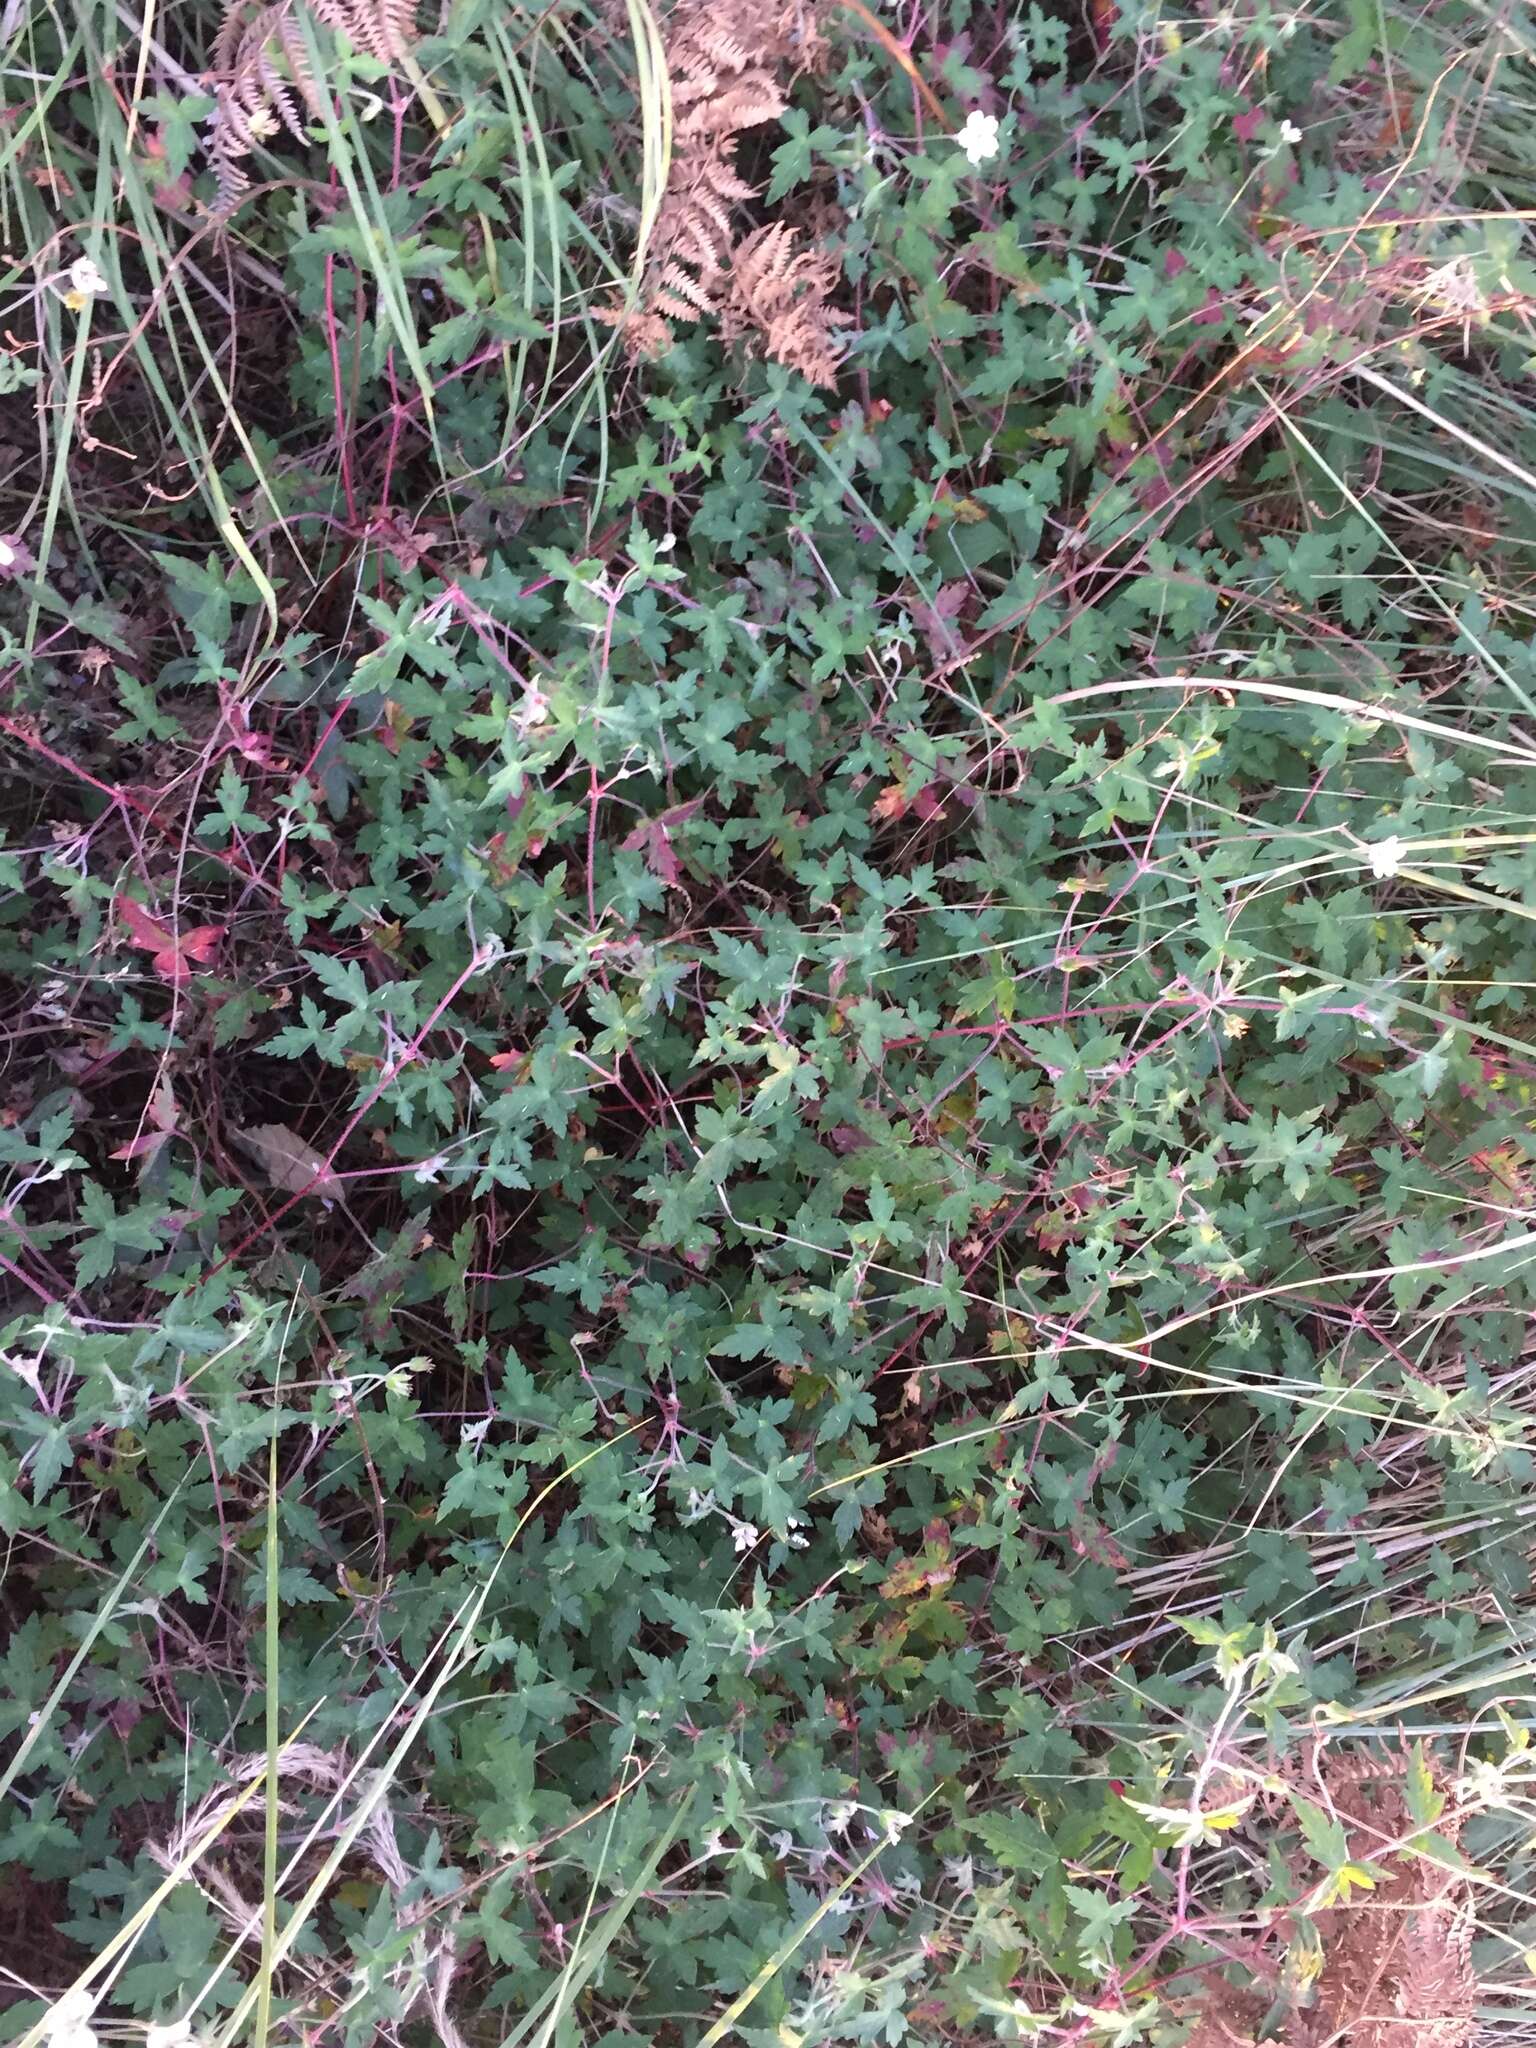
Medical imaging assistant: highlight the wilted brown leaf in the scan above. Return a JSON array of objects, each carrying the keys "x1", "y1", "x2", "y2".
[{"x1": 234, "y1": 1123, "x2": 340, "y2": 1197}]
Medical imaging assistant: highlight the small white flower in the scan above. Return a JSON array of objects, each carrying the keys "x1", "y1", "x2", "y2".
[
  {"x1": 732, "y1": 1520, "x2": 760, "y2": 1553},
  {"x1": 66, "y1": 256, "x2": 109, "y2": 299},
  {"x1": 412, "y1": 1154, "x2": 449, "y2": 1184},
  {"x1": 1367, "y1": 835, "x2": 1406, "y2": 880},
  {"x1": 0, "y1": 539, "x2": 16, "y2": 570},
  {"x1": 515, "y1": 684, "x2": 549, "y2": 733},
  {"x1": 656, "y1": 532, "x2": 676, "y2": 553},
  {"x1": 1278, "y1": 119, "x2": 1303, "y2": 145},
  {"x1": 825, "y1": 1800, "x2": 857, "y2": 1834},
  {"x1": 956, "y1": 108, "x2": 1001, "y2": 167}
]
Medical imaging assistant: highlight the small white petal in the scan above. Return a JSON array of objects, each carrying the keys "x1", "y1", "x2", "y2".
[
  {"x1": 1279, "y1": 119, "x2": 1303, "y2": 145},
  {"x1": 1367, "y1": 836, "x2": 1406, "y2": 879},
  {"x1": 67, "y1": 256, "x2": 109, "y2": 298}
]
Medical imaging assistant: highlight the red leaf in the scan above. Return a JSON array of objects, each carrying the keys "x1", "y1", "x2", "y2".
[
  {"x1": 1190, "y1": 287, "x2": 1226, "y2": 328},
  {"x1": 109, "y1": 1131, "x2": 169, "y2": 1162},
  {"x1": 622, "y1": 800, "x2": 701, "y2": 889},
  {"x1": 910, "y1": 580, "x2": 968, "y2": 661},
  {"x1": 118, "y1": 898, "x2": 225, "y2": 983}
]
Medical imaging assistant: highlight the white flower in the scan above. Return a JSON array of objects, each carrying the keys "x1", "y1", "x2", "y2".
[
  {"x1": 956, "y1": 108, "x2": 1001, "y2": 167},
  {"x1": 0, "y1": 539, "x2": 15, "y2": 570},
  {"x1": 1278, "y1": 119, "x2": 1303, "y2": 145},
  {"x1": 66, "y1": 256, "x2": 109, "y2": 299},
  {"x1": 732, "y1": 1520, "x2": 760, "y2": 1553},
  {"x1": 1367, "y1": 835, "x2": 1406, "y2": 879}
]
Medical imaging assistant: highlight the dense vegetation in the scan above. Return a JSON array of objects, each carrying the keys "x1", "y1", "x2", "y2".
[{"x1": 4, "y1": 0, "x2": 1536, "y2": 2041}]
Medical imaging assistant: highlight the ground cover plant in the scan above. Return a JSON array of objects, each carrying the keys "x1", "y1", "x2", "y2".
[{"x1": 4, "y1": 0, "x2": 1536, "y2": 2039}]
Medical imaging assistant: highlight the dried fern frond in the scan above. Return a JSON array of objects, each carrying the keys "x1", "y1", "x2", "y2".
[
  {"x1": 651, "y1": 145, "x2": 758, "y2": 278},
  {"x1": 1283, "y1": 1744, "x2": 1477, "y2": 2048},
  {"x1": 720, "y1": 222, "x2": 849, "y2": 385},
  {"x1": 312, "y1": 0, "x2": 418, "y2": 64},
  {"x1": 603, "y1": 0, "x2": 847, "y2": 381},
  {"x1": 204, "y1": 0, "x2": 419, "y2": 218}
]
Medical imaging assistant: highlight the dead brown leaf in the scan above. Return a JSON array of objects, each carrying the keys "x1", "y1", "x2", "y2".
[{"x1": 233, "y1": 1123, "x2": 340, "y2": 1198}]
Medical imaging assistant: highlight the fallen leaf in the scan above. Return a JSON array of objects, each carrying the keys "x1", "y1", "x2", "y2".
[
  {"x1": 110, "y1": 1077, "x2": 180, "y2": 1168},
  {"x1": 109, "y1": 1131, "x2": 169, "y2": 1163},
  {"x1": 233, "y1": 1123, "x2": 340, "y2": 1197},
  {"x1": 119, "y1": 898, "x2": 224, "y2": 983}
]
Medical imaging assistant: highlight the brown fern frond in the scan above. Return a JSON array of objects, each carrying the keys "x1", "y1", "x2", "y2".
[
  {"x1": 258, "y1": 47, "x2": 310, "y2": 141},
  {"x1": 203, "y1": 0, "x2": 419, "y2": 218},
  {"x1": 719, "y1": 222, "x2": 849, "y2": 385},
  {"x1": 273, "y1": 14, "x2": 326, "y2": 119},
  {"x1": 1276, "y1": 1744, "x2": 1478, "y2": 2048},
  {"x1": 312, "y1": 0, "x2": 417, "y2": 63},
  {"x1": 1183, "y1": 1743, "x2": 1481, "y2": 2048},
  {"x1": 677, "y1": 80, "x2": 786, "y2": 139},
  {"x1": 655, "y1": 263, "x2": 717, "y2": 315},
  {"x1": 605, "y1": 0, "x2": 848, "y2": 380},
  {"x1": 209, "y1": 122, "x2": 254, "y2": 217}
]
